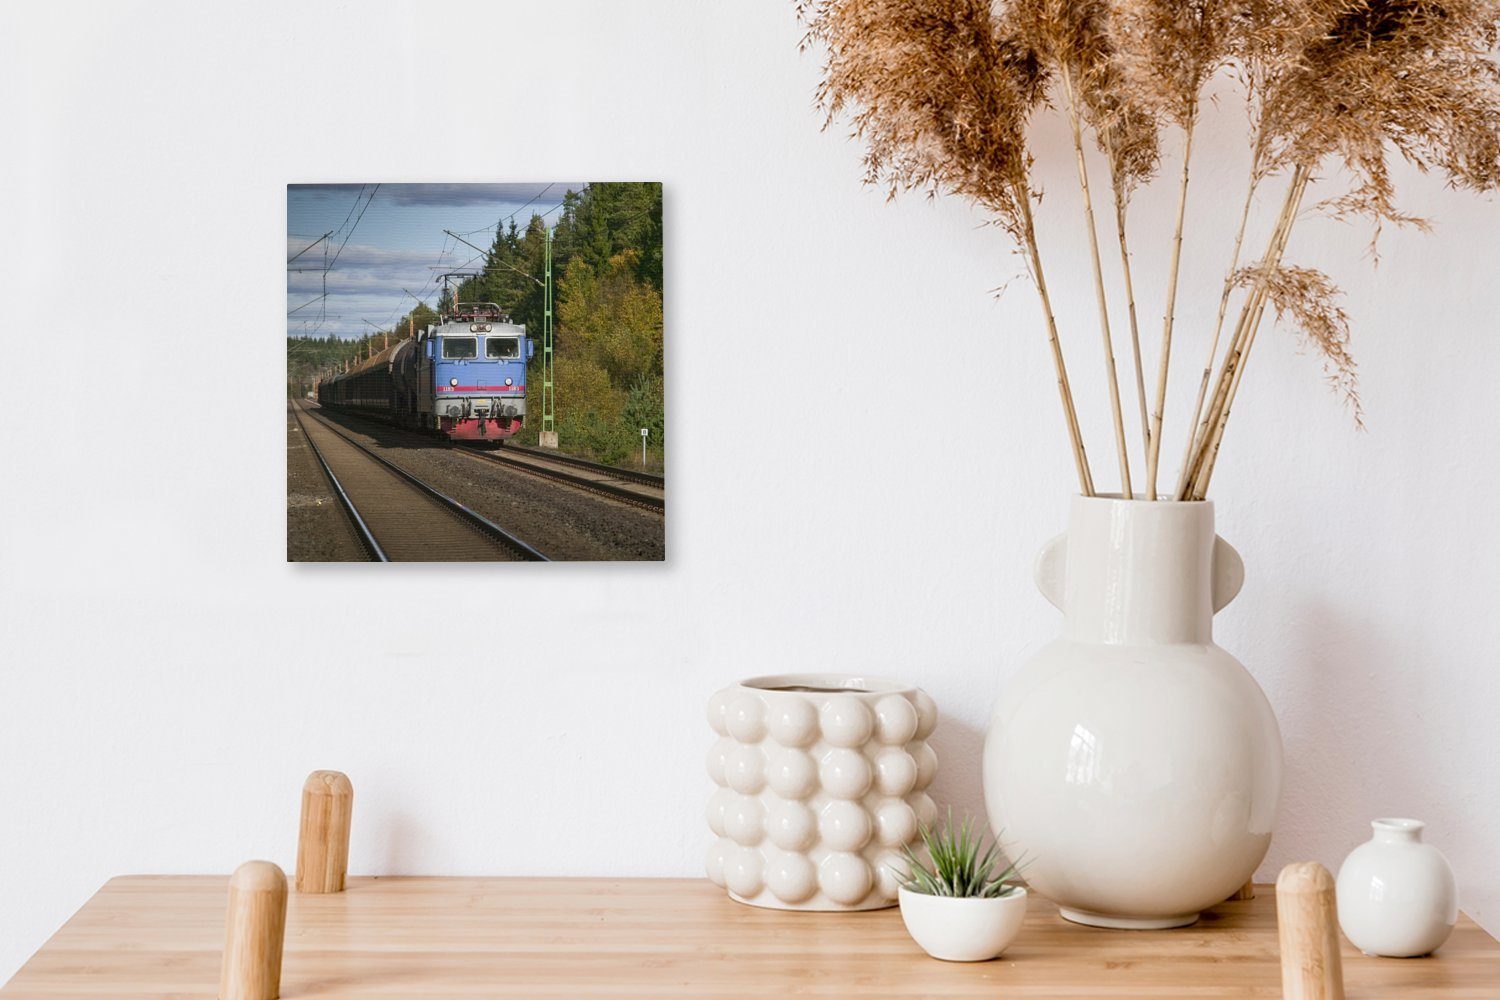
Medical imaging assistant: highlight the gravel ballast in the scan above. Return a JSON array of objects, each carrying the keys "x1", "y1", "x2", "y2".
[
  {"x1": 302, "y1": 404, "x2": 665, "y2": 561},
  {"x1": 287, "y1": 404, "x2": 367, "y2": 562}
]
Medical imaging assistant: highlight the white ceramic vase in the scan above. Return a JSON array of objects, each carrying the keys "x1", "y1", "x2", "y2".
[
  {"x1": 1336, "y1": 818, "x2": 1457, "y2": 957},
  {"x1": 898, "y1": 887, "x2": 1028, "y2": 962},
  {"x1": 706, "y1": 674, "x2": 939, "y2": 910},
  {"x1": 983, "y1": 495, "x2": 1283, "y2": 929}
]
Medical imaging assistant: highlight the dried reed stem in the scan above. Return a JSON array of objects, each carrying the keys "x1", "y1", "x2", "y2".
[
  {"x1": 1145, "y1": 114, "x2": 1195, "y2": 499},
  {"x1": 1110, "y1": 168, "x2": 1152, "y2": 460},
  {"x1": 1175, "y1": 145, "x2": 1263, "y2": 498},
  {"x1": 1061, "y1": 62, "x2": 1134, "y2": 498},
  {"x1": 1184, "y1": 164, "x2": 1310, "y2": 499},
  {"x1": 1190, "y1": 174, "x2": 1311, "y2": 497},
  {"x1": 799, "y1": 0, "x2": 1500, "y2": 500},
  {"x1": 1015, "y1": 176, "x2": 1096, "y2": 496},
  {"x1": 1181, "y1": 164, "x2": 1295, "y2": 499}
]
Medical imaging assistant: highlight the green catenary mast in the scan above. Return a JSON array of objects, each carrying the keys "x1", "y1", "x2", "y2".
[{"x1": 541, "y1": 226, "x2": 557, "y2": 447}]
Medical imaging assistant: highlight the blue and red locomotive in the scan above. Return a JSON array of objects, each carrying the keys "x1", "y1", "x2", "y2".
[{"x1": 317, "y1": 303, "x2": 533, "y2": 441}]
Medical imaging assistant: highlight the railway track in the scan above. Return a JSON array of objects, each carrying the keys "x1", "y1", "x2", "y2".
[
  {"x1": 501, "y1": 443, "x2": 664, "y2": 489},
  {"x1": 305, "y1": 402, "x2": 665, "y2": 513},
  {"x1": 453, "y1": 443, "x2": 665, "y2": 513},
  {"x1": 290, "y1": 402, "x2": 548, "y2": 562}
]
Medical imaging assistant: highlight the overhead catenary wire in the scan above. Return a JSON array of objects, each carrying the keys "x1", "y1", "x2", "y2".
[
  {"x1": 606, "y1": 203, "x2": 660, "y2": 228},
  {"x1": 481, "y1": 255, "x2": 544, "y2": 288},
  {"x1": 453, "y1": 183, "x2": 560, "y2": 236},
  {"x1": 428, "y1": 250, "x2": 488, "y2": 273},
  {"x1": 287, "y1": 186, "x2": 378, "y2": 334},
  {"x1": 326, "y1": 184, "x2": 380, "y2": 272},
  {"x1": 382, "y1": 235, "x2": 454, "y2": 329},
  {"x1": 442, "y1": 194, "x2": 581, "y2": 296},
  {"x1": 309, "y1": 187, "x2": 384, "y2": 336},
  {"x1": 444, "y1": 231, "x2": 543, "y2": 290},
  {"x1": 330, "y1": 185, "x2": 365, "y2": 242},
  {"x1": 288, "y1": 293, "x2": 328, "y2": 317},
  {"x1": 381, "y1": 289, "x2": 414, "y2": 333},
  {"x1": 288, "y1": 230, "x2": 333, "y2": 265},
  {"x1": 293, "y1": 184, "x2": 586, "y2": 341},
  {"x1": 499, "y1": 183, "x2": 553, "y2": 227}
]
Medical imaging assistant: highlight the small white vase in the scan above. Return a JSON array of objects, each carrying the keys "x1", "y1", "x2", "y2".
[
  {"x1": 1336, "y1": 818, "x2": 1457, "y2": 957},
  {"x1": 983, "y1": 495, "x2": 1283, "y2": 928},
  {"x1": 706, "y1": 674, "x2": 939, "y2": 911},
  {"x1": 898, "y1": 886, "x2": 1028, "y2": 962}
]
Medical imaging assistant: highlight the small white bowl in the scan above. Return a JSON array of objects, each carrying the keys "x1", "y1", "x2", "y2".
[{"x1": 898, "y1": 886, "x2": 1029, "y2": 962}]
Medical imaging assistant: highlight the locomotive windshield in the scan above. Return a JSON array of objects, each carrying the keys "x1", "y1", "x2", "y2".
[
  {"x1": 486, "y1": 337, "x2": 520, "y2": 359},
  {"x1": 442, "y1": 337, "x2": 477, "y2": 359}
]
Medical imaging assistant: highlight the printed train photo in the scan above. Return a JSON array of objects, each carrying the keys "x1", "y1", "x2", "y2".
[{"x1": 286, "y1": 182, "x2": 664, "y2": 562}]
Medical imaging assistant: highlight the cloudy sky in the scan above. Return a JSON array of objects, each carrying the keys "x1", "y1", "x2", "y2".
[{"x1": 287, "y1": 183, "x2": 585, "y2": 340}]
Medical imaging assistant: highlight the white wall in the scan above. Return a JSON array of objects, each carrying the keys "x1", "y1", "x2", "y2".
[{"x1": 2, "y1": 0, "x2": 1497, "y2": 979}]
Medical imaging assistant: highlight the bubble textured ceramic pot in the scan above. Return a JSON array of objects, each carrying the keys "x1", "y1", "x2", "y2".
[
  {"x1": 1336, "y1": 818, "x2": 1457, "y2": 957},
  {"x1": 706, "y1": 674, "x2": 938, "y2": 911},
  {"x1": 983, "y1": 496, "x2": 1283, "y2": 929}
]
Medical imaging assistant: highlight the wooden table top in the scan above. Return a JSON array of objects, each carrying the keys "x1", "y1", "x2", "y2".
[{"x1": 3, "y1": 876, "x2": 1496, "y2": 998}]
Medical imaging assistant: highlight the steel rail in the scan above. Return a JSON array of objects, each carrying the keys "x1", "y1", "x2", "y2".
[
  {"x1": 290, "y1": 403, "x2": 388, "y2": 562},
  {"x1": 496, "y1": 443, "x2": 665, "y2": 488},
  {"x1": 454, "y1": 446, "x2": 665, "y2": 514},
  {"x1": 295, "y1": 403, "x2": 550, "y2": 561},
  {"x1": 313, "y1": 403, "x2": 664, "y2": 513}
]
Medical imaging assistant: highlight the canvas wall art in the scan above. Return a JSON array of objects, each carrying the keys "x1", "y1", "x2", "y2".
[{"x1": 286, "y1": 182, "x2": 664, "y2": 562}]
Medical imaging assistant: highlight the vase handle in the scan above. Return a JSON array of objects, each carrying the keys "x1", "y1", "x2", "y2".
[
  {"x1": 1035, "y1": 533, "x2": 1068, "y2": 611},
  {"x1": 1036, "y1": 532, "x2": 1243, "y2": 613},
  {"x1": 1212, "y1": 536, "x2": 1245, "y2": 613}
]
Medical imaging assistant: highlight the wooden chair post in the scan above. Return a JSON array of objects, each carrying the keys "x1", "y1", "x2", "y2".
[
  {"x1": 296, "y1": 770, "x2": 353, "y2": 893},
  {"x1": 1229, "y1": 880, "x2": 1256, "y2": 901},
  {"x1": 1277, "y1": 862, "x2": 1345, "y2": 1000},
  {"x1": 220, "y1": 861, "x2": 287, "y2": 1000}
]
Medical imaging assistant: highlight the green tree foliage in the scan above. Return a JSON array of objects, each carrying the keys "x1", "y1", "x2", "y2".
[
  {"x1": 554, "y1": 245, "x2": 664, "y2": 462},
  {"x1": 285, "y1": 333, "x2": 369, "y2": 395},
  {"x1": 406, "y1": 302, "x2": 439, "y2": 336},
  {"x1": 461, "y1": 182, "x2": 664, "y2": 465},
  {"x1": 552, "y1": 182, "x2": 663, "y2": 290}
]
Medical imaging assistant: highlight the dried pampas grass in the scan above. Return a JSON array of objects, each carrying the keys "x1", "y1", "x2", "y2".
[
  {"x1": 1239, "y1": 263, "x2": 1361, "y2": 423},
  {"x1": 797, "y1": 0, "x2": 1041, "y2": 231},
  {"x1": 798, "y1": 0, "x2": 1097, "y2": 491},
  {"x1": 797, "y1": 0, "x2": 1500, "y2": 499}
]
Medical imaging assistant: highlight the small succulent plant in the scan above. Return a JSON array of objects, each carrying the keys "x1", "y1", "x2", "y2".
[{"x1": 899, "y1": 810, "x2": 1025, "y2": 899}]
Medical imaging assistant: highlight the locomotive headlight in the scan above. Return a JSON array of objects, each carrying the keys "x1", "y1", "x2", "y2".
[
  {"x1": 504, "y1": 378, "x2": 513, "y2": 386},
  {"x1": 450, "y1": 378, "x2": 459, "y2": 387}
]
